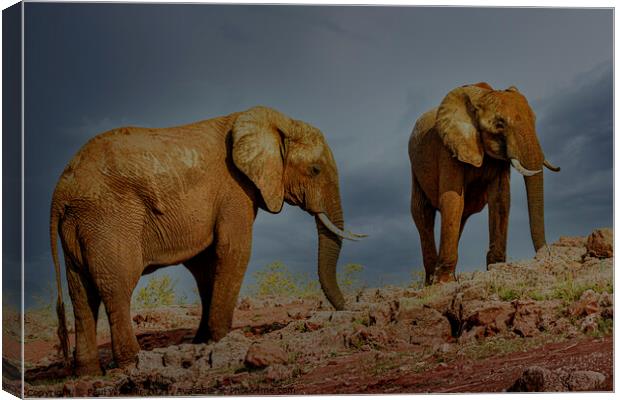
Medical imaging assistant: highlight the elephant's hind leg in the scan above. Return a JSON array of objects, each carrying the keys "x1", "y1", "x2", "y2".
[
  {"x1": 411, "y1": 175, "x2": 438, "y2": 285},
  {"x1": 184, "y1": 247, "x2": 217, "y2": 343},
  {"x1": 486, "y1": 167, "x2": 510, "y2": 267},
  {"x1": 87, "y1": 240, "x2": 142, "y2": 368},
  {"x1": 66, "y1": 262, "x2": 102, "y2": 376}
]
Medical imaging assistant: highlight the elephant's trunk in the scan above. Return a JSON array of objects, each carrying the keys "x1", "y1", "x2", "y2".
[
  {"x1": 315, "y1": 199, "x2": 346, "y2": 310},
  {"x1": 516, "y1": 131, "x2": 546, "y2": 252},
  {"x1": 524, "y1": 171, "x2": 546, "y2": 252}
]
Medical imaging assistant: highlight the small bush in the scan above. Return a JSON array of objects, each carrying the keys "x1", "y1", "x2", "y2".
[
  {"x1": 549, "y1": 273, "x2": 613, "y2": 303},
  {"x1": 409, "y1": 270, "x2": 426, "y2": 290},
  {"x1": 246, "y1": 261, "x2": 365, "y2": 298},
  {"x1": 134, "y1": 274, "x2": 177, "y2": 309},
  {"x1": 338, "y1": 263, "x2": 365, "y2": 293},
  {"x1": 246, "y1": 262, "x2": 320, "y2": 298},
  {"x1": 596, "y1": 318, "x2": 613, "y2": 337}
]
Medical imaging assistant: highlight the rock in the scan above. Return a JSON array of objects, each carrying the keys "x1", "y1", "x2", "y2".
[
  {"x1": 237, "y1": 297, "x2": 253, "y2": 311},
  {"x1": 566, "y1": 370, "x2": 606, "y2": 391},
  {"x1": 508, "y1": 366, "x2": 566, "y2": 391},
  {"x1": 458, "y1": 325, "x2": 485, "y2": 343},
  {"x1": 303, "y1": 321, "x2": 322, "y2": 332},
  {"x1": 569, "y1": 289, "x2": 600, "y2": 317},
  {"x1": 244, "y1": 341, "x2": 288, "y2": 368},
  {"x1": 599, "y1": 291, "x2": 613, "y2": 307},
  {"x1": 264, "y1": 364, "x2": 294, "y2": 382},
  {"x1": 63, "y1": 380, "x2": 94, "y2": 397},
  {"x1": 509, "y1": 366, "x2": 606, "y2": 392},
  {"x1": 511, "y1": 300, "x2": 542, "y2": 337},
  {"x1": 308, "y1": 310, "x2": 366, "y2": 326},
  {"x1": 135, "y1": 350, "x2": 165, "y2": 372},
  {"x1": 580, "y1": 314, "x2": 598, "y2": 334},
  {"x1": 345, "y1": 325, "x2": 388, "y2": 350},
  {"x1": 541, "y1": 317, "x2": 579, "y2": 338},
  {"x1": 463, "y1": 301, "x2": 514, "y2": 336},
  {"x1": 402, "y1": 307, "x2": 452, "y2": 345},
  {"x1": 395, "y1": 298, "x2": 425, "y2": 321},
  {"x1": 162, "y1": 344, "x2": 205, "y2": 369},
  {"x1": 555, "y1": 236, "x2": 587, "y2": 248},
  {"x1": 368, "y1": 302, "x2": 395, "y2": 325},
  {"x1": 585, "y1": 228, "x2": 613, "y2": 258},
  {"x1": 210, "y1": 330, "x2": 252, "y2": 370}
]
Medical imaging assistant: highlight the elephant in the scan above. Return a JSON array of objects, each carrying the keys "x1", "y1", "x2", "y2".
[
  {"x1": 408, "y1": 83, "x2": 560, "y2": 285},
  {"x1": 50, "y1": 106, "x2": 365, "y2": 376}
]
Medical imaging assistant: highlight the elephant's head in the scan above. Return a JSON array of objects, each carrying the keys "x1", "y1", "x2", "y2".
[
  {"x1": 435, "y1": 83, "x2": 560, "y2": 252},
  {"x1": 231, "y1": 106, "x2": 365, "y2": 310}
]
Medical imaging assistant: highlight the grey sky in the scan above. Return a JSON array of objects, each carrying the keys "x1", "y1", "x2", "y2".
[{"x1": 21, "y1": 4, "x2": 612, "y2": 307}]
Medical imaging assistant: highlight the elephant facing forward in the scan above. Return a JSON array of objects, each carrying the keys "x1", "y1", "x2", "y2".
[
  {"x1": 51, "y1": 106, "x2": 365, "y2": 376},
  {"x1": 409, "y1": 83, "x2": 560, "y2": 285}
]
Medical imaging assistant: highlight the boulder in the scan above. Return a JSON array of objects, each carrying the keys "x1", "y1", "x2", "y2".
[
  {"x1": 308, "y1": 310, "x2": 366, "y2": 326},
  {"x1": 555, "y1": 236, "x2": 587, "y2": 248},
  {"x1": 566, "y1": 370, "x2": 606, "y2": 391},
  {"x1": 395, "y1": 298, "x2": 425, "y2": 322},
  {"x1": 210, "y1": 331, "x2": 252, "y2": 370},
  {"x1": 580, "y1": 314, "x2": 598, "y2": 334},
  {"x1": 368, "y1": 302, "x2": 396, "y2": 326},
  {"x1": 264, "y1": 364, "x2": 294, "y2": 382},
  {"x1": 585, "y1": 228, "x2": 613, "y2": 258},
  {"x1": 403, "y1": 307, "x2": 453, "y2": 345},
  {"x1": 568, "y1": 289, "x2": 600, "y2": 318},
  {"x1": 509, "y1": 366, "x2": 605, "y2": 392},
  {"x1": 244, "y1": 341, "x2": 288, "y2": 368},
  {"x1": 511, "y1": 300, "x2": 542, "y2": 337},
  {"x1": 135, "y1": 350, "x2": 165, "y2": 372},
  {"x1": 345, "y1": 325, "x2": 388, "y2": 350},
  {"x1": 63, "y1": 380, "x2": 94, "y2": 397},
  {"x1": 462, "y1": 301, "x2": 514, "y2": 337}
]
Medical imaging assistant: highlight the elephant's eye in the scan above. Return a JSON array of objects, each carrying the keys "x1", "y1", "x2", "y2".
[
  {"x1": 309, "y1": 164, "x2": 321, "y2": 177},
  {"x1": 494, "y1": 117, "x2": 506, "y2": 130}
]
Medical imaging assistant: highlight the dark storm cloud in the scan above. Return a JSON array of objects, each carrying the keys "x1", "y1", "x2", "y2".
[
  {"x1": 534, "y1": 61, "x2": 613, "y2": 227},
  {"x1": 22, "y1": 4, "x2": 612, "y2": 306}
]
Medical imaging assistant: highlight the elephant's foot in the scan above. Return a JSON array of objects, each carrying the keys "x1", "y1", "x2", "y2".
[
  {"x1": 208, "y1": 327, "x2": 230, "y2": 342},
  {"x1": 74, "y1": 359, "x2": 103, "y2": 377},
  {"x1": 430, "y1": 264, "x2": 456, "y2": 284},
  {"x1": 192, "y1": 331, "x2": 213, "y2": 344},
  {"x1": 433, "y1": 272, "x2": 456, "y2": 284},
  {"x1": 112, "y1": 341, "x2": 140, "y2": 370},
  {"x1": 486, "y1": 250, "x2": 506, "y2": 269}
]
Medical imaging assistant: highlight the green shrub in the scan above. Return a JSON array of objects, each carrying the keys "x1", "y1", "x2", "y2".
[
  {"x1": 246, "y1": 261, "x2": 365, "y2": 298},
  {"x1": 246, "y1": 261, "x2": 319, "y2": 298},
  {"x1": 596, "y1": 318, "x2": 613, "y2": 337},
  {"x1": 549, "y1": 273, "x2": 613, "y2": 303},
  {"x1": 134, "y1": 274, "x2": 177, "y2": 309},
  {"x1": 338, "y1": 263, "x2": 365, "y2": 293},
  {"x1": 409, "y1": 270, "x2": 426, "y2": 290}
]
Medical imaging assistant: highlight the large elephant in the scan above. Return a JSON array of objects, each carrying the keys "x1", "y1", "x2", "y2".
[
  {"x1": 51, "y1": 106, "x2": 365, "y2": 375},
  {"x1": 408, "y1": 83, "x2": 559, "y2": 285}
]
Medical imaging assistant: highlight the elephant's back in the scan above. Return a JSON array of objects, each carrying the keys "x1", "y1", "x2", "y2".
[
  {"x1": 53, "y1": 116, "x2": 232, "y2": 205},
  {"x1": 409, "y1": 107, "x2": 438, "y2": 154}
]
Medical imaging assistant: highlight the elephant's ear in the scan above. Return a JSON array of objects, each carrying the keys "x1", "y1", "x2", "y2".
[
  {"x1": 232, "y1": 106, "x2": 290, "y2": 213},
  {"x1": 435, "y1": 85, "x2": 488, "y2": 167}
]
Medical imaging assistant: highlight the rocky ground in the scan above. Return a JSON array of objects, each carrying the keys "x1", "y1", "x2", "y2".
[{"x1": 4, "y1": 228, "x2": 614, "y2": 396}]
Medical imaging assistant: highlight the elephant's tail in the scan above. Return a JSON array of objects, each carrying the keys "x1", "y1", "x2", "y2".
[{"x1": 50, "y1": 202, "x2": 70, "y2": 364}]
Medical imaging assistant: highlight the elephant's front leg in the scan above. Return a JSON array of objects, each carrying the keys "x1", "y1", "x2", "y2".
[
  {"x1": 487, "y1": 168, "x2": 510, "y2": 267},
  {"x1": 435, "y1": 189, "x2": 464, "y2": 283},
  {"x1": 184, "y1": 248, "x2": 216, "y2": 343},
  {"x1": 206, "y1": 217, "x2": 254, "y2": 341}
]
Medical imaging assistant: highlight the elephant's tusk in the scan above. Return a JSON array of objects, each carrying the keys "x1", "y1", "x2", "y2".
[
  {"x1": 317, "y1": 213, "x2": 368, "y2": 241},
  {"x1": 510, "y1": 158, "x2": 542, "y2": 176},
  {"x1": 543, "y1": 159, "x2": 561, "y2": 172}
]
